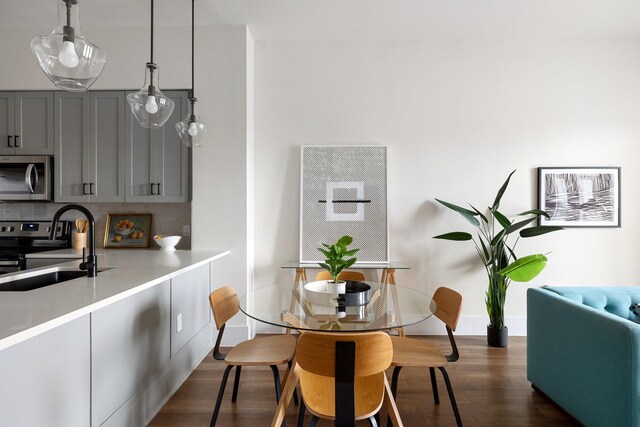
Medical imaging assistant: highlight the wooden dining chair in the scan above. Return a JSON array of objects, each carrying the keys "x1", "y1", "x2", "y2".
[
  {"x1": 295, "y1": 331, "x2": 403, "y2": 427},
  {"x1": 386, "y1": 286, "x2": 463, "y2": 427},
  {"x1": 208, "y1": 286, "x2": 298, "y2": 427},
  {"x1": 315, "y1": 270, "x2": 366, "y2": 282}
]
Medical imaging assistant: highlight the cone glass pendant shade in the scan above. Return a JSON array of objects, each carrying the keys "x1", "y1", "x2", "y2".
[
  {"x1": 31, "y1": 0, "x2": 106, "y2": 92},
  {"x1": 127, "y1": 0, "x2": 174, "y2": 129},
  {"x1": 176, "y1": 0, "x2": 207, "y2": 147}
]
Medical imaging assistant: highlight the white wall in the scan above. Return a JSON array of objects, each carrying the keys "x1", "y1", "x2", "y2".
[{"x1": 254, "y1": 39, "x2": 640, "y2": 334}]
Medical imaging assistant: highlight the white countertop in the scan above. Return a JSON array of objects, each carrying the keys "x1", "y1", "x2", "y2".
[{"x1": 0, "y1": 249, "x2": 230, "y2": 351}]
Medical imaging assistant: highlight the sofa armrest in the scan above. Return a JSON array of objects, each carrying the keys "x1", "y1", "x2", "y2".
[{"x1": 528, "y1": 287, "x2": 640, "y2": 427}]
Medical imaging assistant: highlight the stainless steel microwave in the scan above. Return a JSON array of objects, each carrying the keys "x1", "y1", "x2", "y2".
[{"x1": 0, "y1": 156, "x2": 52, "y2": 201}]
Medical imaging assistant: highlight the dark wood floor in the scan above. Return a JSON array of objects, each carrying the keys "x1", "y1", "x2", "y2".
[{"x1": 150, "y1": 336, "x2": 581, "y2": 427}]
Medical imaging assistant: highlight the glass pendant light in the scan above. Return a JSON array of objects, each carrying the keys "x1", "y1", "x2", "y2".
[
  {"x1": 127, "y1": 0, "x2": 175, "y2": 129},
  {"x1": 175, "y1": 0, "x2": 208, "y2": 147},
  {"x1": 30, "y1": 0, "x2": 106, "y2": 92}
]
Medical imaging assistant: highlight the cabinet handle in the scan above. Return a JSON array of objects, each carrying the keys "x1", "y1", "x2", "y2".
[
  {"x1": 157, "y1": 182, "x2": 161, "y2": 195},
  {"x1": 150, "y1": 183, "x2": 156, "y2": 195},
  {"x1": 14, "y1": 135, "x2": 20, "y2": 148},
  {"x1": 7, "y1": 135, "x2": 12, "y2": 148},
  {"x1": 83, "y1": 183, "x2": 89, "y2": 195},
  {"x1": 89, "y1": 183, "x2": 94, "y2": 195}
]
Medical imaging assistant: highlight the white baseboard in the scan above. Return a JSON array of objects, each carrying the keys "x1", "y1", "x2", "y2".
[{"x1": 253, "y1": 315, "x2": 527, "y2": 337}]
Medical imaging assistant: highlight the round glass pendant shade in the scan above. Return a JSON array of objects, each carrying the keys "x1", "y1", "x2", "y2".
[
  {"x1": 127, "y1": 63, "x2": 175, "y2": 129},
  {"x1": 30, "y1": 0, "x2": 105, "y2": 92},
  {"x1": 176, "y1": 100, "x2": 207, "y2": 147}
]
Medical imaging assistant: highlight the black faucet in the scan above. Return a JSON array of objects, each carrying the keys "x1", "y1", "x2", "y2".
[{"x1": 50, "y1": 204, "x2": 98, "y2": 278}]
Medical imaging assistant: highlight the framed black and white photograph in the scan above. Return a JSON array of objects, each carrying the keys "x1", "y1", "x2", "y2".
[
  {"x1": 538, "y1": 167, "x2": 621, "y2": 228},
  {"x1": 299, "y1": 145, "x2": 389, "y2": 263}
]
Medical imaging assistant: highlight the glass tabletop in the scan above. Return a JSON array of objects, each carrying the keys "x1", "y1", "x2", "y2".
[
  {"x1": 281, "y1": 261, "x2": 410, "y2": 270},
  {"x1": 239, "y1": 281, "x2": 435, "y2": 332}
]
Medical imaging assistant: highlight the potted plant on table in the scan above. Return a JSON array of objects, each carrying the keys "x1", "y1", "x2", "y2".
[
  {"x1": 317, "y1": 235, "x2": 359, "y2": 294},
  {"x1": 433, "y1": 170, "x2": 563, "y2": 347}
]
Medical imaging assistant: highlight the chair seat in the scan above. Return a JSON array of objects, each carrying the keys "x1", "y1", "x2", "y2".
[
  {"x1": 225, "y1": 334, "x2": 297, "y2": 366},
  {"x1": 390, "y1": 336, "x2": 447, "y2": 368}
]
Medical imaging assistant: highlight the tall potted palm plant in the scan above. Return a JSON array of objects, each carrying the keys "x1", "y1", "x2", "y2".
[{"x1": 434, "y1": 170, "x2": 562, "y2": 347}]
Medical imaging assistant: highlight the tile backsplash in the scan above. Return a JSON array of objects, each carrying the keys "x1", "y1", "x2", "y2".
[{"x1": 0, "y1": 202, "x2": 191, "y2": 249}]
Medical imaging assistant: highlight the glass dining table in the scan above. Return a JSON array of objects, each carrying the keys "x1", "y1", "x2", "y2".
[{"x1": 238, "y1": 281, "x2": 436, "y2": 426}]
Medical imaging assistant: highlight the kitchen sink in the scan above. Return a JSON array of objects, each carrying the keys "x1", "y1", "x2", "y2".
[{"x1": 0, "y1": 267, "x2": 110, "y2": 292}]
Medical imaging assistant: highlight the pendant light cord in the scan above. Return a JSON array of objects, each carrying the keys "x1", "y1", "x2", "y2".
[
  {"x1": 191, "y1": 0, "x2": 195, "y2": 96},
  {"x1": 150, "y1": 0, "x2": 154, "y2": 64}
]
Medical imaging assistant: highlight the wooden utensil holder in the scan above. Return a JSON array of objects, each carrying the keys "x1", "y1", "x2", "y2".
[{"x1": 73, "y1": 232, "x2": 87, "y2": 250}]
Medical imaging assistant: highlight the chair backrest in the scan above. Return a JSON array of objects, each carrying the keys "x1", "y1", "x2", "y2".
[
  {"x1": 296, "y1": 332, "x2": 392, "y2": 422},
  {"x1": 209, "y1": 286, "x2": 240, "y2": 330},
  {"x1": 433, "y1": 287, "x2": 463, "y2": 331},
  {"x1": 315, "y1": 270, "x2": 366, "y2": 282}
]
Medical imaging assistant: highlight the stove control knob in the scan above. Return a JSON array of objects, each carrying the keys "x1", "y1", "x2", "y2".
[
  {"x1": 45, "y1": 226, "x2": 51, "y2": 232},
  {"x1": 6, "y1": 226, "x2": 14, "y2": 232},
  {"x1": 0, "y1": 227, "x2": 5, "y2": 232}
]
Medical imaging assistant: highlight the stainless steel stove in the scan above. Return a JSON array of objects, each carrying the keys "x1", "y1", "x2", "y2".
[{"x1": 0, "y1": 220, "x2": 72, "y2": 274}]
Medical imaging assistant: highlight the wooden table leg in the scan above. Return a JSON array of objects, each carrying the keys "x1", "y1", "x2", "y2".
[
  {"x1": 383, "y1": 268, "x2": 405, "y2": 337},
  {"x1": 287, "y1": 268, "x2": 307, "y2": 335}
]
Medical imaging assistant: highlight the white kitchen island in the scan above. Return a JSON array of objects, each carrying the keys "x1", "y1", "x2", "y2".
[{"x1": 0, "y1": 248, "x2": 229, "y2": 427}]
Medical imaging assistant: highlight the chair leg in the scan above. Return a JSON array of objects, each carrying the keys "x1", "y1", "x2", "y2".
[
  {"x1": 368, "y1": 416, "x2": 379, "y2": 427},
  {"x1": 270, "y1": 365, "x2": 283, "y2": 402},
  {"x1": 438, "y1": 367, "x2": 463, "y2": 427},
  {"x1": 386, "y1": 366, "x2": 403, "y2": 427},
  {"x1": 231, "y1": 365, "x2": 242, "y2": 403},
  {"x1": 309, "y1": 415, "x2": 319, "y2": 427},
  {"x1": 429, "y1": 367, "x2": 440, "y2": 404},
  {"x1": 210, "y1": 365, "x2": 234, "y2": 427},
  {"x1": 297, "y1": 398, "x2": 306, "y2": 427}
]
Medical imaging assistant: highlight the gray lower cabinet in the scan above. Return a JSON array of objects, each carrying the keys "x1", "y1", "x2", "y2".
[
  {"x1": 125, "y1": 91, "x2": 190, "y2": 202},
  {"x1": 54, "y1": 91, "x2": 125, "y2": 202},
  {"x1": 0, "y1": 91, "x2": 54, "y2": 155},
  {"x1": 171, "y1": 263, "x2": 211, "y2": 356},
  {"x1": 91, "y1": 281, "x2": 171, "y2": 426},
  {"x1": 0, "y1": 315, "x2": 91, "y2": 426}
]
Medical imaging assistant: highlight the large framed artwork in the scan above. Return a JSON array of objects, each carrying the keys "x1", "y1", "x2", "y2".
[
  {"x1": 300, "y1": 145, "x2": 389, "y2": 263},
  {"x1": 538, "y1": 167, "x2": 621, "y2": 228}
]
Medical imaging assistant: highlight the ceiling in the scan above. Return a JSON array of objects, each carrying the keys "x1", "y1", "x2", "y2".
[{"x1": 4, "y1": 0, "x2": 640, "y2": 42}]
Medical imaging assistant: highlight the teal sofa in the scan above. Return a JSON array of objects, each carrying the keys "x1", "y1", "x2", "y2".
[{"x1": 527, "y1": 286, "x2": 640, "y2": 427}]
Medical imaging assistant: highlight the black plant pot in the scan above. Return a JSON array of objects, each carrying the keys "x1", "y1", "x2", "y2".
[{"x1": 487, "y1": 325, "x2": 508, "y2": 348}]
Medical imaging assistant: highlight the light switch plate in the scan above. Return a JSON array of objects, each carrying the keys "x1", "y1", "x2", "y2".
[{"x1": 176, "y1": 313, "x2": 183, "y2": 333}]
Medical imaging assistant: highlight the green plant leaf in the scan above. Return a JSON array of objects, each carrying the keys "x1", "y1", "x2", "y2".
[
  {"x1": 493, "y1": 210, "x2": 512, "y2": 229},
  {"x1": 478, "y1": 234, "x2": 490, "y2": 261},
  {"x1": 336, "y1": 235, "x2": 353, "y2": 246},
  {"x1": 518, "y1": 209, "x2": 550, "y2": 219},
  {"x1": 344, "y1": 248, "x2": 360, "y2": 257},
  {"x1": 433, "y1": 232, "x2": 473, "y2": 241},
  {"x1": 492, "y1": 170, "x2": 516, "y2": 210},
  {"x1": 520, "y1": 226, "x2": 563, "y2": 238},
  {"x1": 490, "y1": 229, "x2": 506, "y2": 247},
  {"x1": 317, "y1": 248, "x2": 331, "y2": 259},
  {"x1": 318, "y1": 262, "x2": 330, "y2": 271},
  {"x1": 505, "y1": 216, "x2": 537, "y2": 234},
  {"x1": 470, "y1": 205, "x2": 488, "y2": 224},
  {"x1": 435, "y1": 199, "x2": 480, "y2": 227},
  {"x1": 497, "y1": 254, "x2": 547, "y2": 282}
]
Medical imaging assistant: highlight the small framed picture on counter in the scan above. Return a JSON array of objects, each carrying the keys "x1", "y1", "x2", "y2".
[{"x1": 104, "y1": 213, "x2": 152, "y2": 248}]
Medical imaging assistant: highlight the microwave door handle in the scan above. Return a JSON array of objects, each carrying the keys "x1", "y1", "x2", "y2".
[{"x1": 25, "y1": 163, "x2": 35, "y2": 193}]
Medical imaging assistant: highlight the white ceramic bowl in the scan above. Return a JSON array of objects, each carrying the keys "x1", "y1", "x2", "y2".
[{"x1": 153, "y1": 235, "x2": 181, "y2": 251}]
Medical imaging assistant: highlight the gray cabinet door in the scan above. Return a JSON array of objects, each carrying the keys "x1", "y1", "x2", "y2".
[
  {"x1": 0, "y1": 315, "x2": 91, "y2": 427},
  {"x1": 171, "y1": 263, "x2": 211, "y2": 356},
  {"x1": 0, "y1": 91, "x2": 53, "y2": 155},
  {"x1": 55, "y1": 91, "x2": 125, "y2": 202},
  {"x1": 15, "y1": 91, "x2": 54, "y2": 155},
  {"x1": 0, "y1": 92, "x2": 15, "y2": 156},
  {"x1": 54, "y1": 92, "x2": 90, "y2": 202},
  {"x1": 91, "y1": 281, "x2": 171, "y2": 426},
  {"x1": 125, "y1": 90, "x2": 190, "y2": 202},
  {"x1": 89, "y1": 91, "x2": 125, "y2": 202}
]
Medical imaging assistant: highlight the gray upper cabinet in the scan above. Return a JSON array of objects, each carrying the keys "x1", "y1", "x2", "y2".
[
  {"x1": 55, "y1": 91, "x2": 125, "y2": 202},
  {"x1": 125, "y1": 90, "x2": 189, "y2": 202},
  {"x1": 0, "y1": 91, "x2": 54, "y2": 155}
]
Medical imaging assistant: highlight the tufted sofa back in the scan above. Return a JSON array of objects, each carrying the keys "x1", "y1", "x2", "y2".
[{"x1": 545, "y1": 286, "x2": 640, "y2": 321}]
